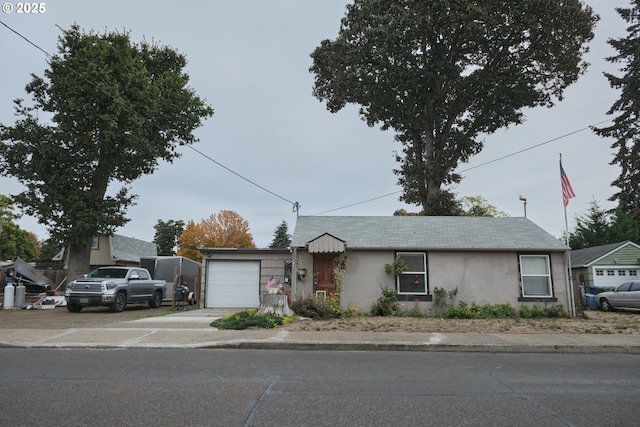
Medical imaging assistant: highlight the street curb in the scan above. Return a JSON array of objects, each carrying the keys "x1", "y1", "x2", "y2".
[
  {"x1": 203, "y1": 341, "x2": 640, "y2": 353},
  {"x1": 2, "y1": 339, "x2": 639, "y2": 353}
]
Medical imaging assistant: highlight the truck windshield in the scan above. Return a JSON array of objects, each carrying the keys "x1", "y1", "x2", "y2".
[{"x1": 88, "y1": 268, "x2": 128, "y2": 279}]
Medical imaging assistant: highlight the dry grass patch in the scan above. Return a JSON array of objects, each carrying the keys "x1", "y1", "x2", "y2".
[{"x1": 278, "y1": 310, "x2": 640, "y2": 334}]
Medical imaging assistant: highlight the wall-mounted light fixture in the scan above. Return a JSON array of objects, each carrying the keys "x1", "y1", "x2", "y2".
[{"x1": 297, "y1": 268, "x2": 307, "y2": 281}]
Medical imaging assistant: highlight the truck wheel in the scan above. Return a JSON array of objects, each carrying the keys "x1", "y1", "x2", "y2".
[
  {"x1": 110, "y1": 292, "x2": 127, "y2": 313},
  {"x1": 149, "y1": 291, "x2": 162, "y2": 308},
  {"x1": 67, "y1": 304, "x2": 83, "y2": 313}
]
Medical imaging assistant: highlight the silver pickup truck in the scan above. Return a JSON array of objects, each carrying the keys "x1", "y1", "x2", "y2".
[{"x1": 65, "y1": 266, "x2": 166, "y2": 313}]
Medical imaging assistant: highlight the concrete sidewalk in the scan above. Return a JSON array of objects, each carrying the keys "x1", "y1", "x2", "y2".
[{"x1": 1, "y1": 309, "x2": 639, "y2": 353}]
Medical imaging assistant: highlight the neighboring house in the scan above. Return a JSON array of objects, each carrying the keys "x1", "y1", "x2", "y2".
[
  {"x1": 571, "y1": 241, "x2": 640, "y2": 290},
  {"x1": 198, "y1": 216, "x2": 574, "y2": 312},
  {"x1": 54, "y1": 234, "x2": 157, "y2": 268}
]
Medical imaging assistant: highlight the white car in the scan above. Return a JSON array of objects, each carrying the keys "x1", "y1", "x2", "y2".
[{"x1": 596, "y1": 281, "x2": 640, "y2": 312}]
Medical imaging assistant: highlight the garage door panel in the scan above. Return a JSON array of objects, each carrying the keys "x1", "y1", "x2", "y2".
[
  {"x1": 594, "y1": 268, "x2": 640, "y2": 288},
  {"x1": 207, "y1": 261, "x2": 260, "y2": 308}
]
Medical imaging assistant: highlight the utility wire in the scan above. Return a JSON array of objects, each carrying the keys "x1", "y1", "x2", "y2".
[
  {"x1": 187, "y1": 145, "x2": 297, "y2": 206},
  {"x1": 310, "y1": 118, "x2": 612, "y2": 215},
  {"x1": 1, "y1": 20, "x2": 300, "y2": 214},
  {"x1": 458, "y1": 119, "x2": 612, "y2": 174}
]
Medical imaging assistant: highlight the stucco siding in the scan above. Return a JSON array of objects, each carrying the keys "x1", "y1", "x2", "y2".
[
  {"x1": 550, "y1": 252, "x2": 570, "y2": 308},
  {"x1": 341, "y1": 251, "x2": 395, "y2": 311},
  {"x1": 428, "y1": 251, "x2": 517, "y2": 305}
]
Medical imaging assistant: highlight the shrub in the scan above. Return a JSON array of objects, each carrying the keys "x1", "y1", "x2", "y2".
[
  {"x1": 432, "y1": 286, "x2": 458, "y2": 316},
  {"x1": 211, "y1": 309, "x2": 284, "y2": 330},
  {"x1": 446, "y1": 302, "x2": 517, "y2": 319},
  {"x1": 371, "y1": 286, "x2": 400, "y2": 316},
  {"x1": 291, "y1": 294, "x2": 344, "y2": 319},
  {"x1": 519, "y1": 304, "x2": 546, "y2": 319},
  {"x1": 544, "y1": 304, "x2": 568, "y2": 318}
]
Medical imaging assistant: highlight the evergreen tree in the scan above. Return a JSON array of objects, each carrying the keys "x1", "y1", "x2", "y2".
[
  {"x1": 569, "y1": 201, "x2": 613, "y2": 249},
  {"x1": 610, "y1": 209, "x2": 640, "y2": 244},
  {"x1": 153, "y1": 219, "x2": 185, "y2": 256},
  {"x1": 594, "y1": 1, "x2": 640, "y2": 223},
  {"x1": 269, "y1": 220, "x2": 291, "y2": 248}
]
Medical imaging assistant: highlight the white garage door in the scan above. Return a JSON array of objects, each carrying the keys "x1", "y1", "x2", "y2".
[
  {"x1": 206, "y1": 261, "x2": 260, "y2": 308},
  {"x1": 594, "y1": 267, "x2": 640, "y2": 288}
]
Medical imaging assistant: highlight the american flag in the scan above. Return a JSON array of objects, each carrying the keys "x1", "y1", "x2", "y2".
[{"x1": 560, "y1": 162, "x2": 576, "y2": 207}]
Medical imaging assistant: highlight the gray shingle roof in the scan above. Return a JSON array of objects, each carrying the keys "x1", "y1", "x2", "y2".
[
  {"x1": 110, "y1": 234, "x2": 157, "y2": 262},
  {"x1": 570, "y1": 241, "x2": 631, "y2": 267},
  {"x1": 291, "y1": 216, "x2": 568, "y2": 251}
]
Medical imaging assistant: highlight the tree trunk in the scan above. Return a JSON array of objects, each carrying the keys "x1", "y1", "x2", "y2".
[
  {"x1": 66, "y1": 237, "x2": 93, "y2": 282},
  {"x1": 258, "y1": 293, "x2": 293, "y2": 317}
]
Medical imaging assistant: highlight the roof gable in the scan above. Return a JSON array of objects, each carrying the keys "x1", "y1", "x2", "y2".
[{"x1": 291, "y1": 216, "x2": 568, "y2": 251}]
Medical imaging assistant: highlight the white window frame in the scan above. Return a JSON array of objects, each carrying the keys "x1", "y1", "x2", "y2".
[
  {"x1": 519, "y1": 254, "x2": 553, "y2": 298},
  {"x1": 395, "y1": 252, "x2": 427, "y2": 295}
]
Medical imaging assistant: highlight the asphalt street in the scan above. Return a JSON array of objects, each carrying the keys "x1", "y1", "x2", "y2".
[{"x1": 0, "y1": 348, "x2": 638, "y2": 426}]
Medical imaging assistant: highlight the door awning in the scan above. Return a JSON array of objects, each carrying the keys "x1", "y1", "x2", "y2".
[{"x1": 306, "y1": 233, "x2": 346, "y2": 254}]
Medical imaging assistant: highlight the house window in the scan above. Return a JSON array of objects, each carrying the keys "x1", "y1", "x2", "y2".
[
  {"x1": 607, "y1": 270, "x2": 615, "y2": 276},
  {"x1": 91, "y1": 236, "x2": 99, "y2": 249},
  {"x1": 595, "y1": 270, "x2": 604, "y2": 276},
  {"x1": 519, "y1": 255, "x2": 552, "y2": 297},
  {"x1": 618, "y1": 270, "x2": 626, "y2": 276},
  {"x1": 396, "y1": 252, "x2": 427, "y2": 295},
  {"x1": 630, "y1": 270, "x2": 638, "y2": 277}
]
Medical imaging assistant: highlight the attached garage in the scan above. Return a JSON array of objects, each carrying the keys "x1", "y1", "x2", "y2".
[
  {"x1": 206, "y1": 261, "x2": 260, "y2": 308},
  {"x1": 200, "y1": 248, "x2": 292, "y2": 309}
]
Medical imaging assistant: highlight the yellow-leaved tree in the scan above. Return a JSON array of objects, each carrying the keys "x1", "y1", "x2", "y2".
[{"x1": 177, "y1": 210, "x2": 255, "y2": 262}]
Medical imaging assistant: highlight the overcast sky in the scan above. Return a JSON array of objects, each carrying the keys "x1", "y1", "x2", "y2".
[{"x1": 0, "y1": 1, "x2": 631, "y2": 248}]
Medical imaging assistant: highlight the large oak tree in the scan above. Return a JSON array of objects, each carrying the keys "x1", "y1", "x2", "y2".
[
  {"x1": 0, "y1": 25, "x2": 213, "y2": 279},
  {"x1": 310, "y1": 0, "x2": 598, "y2": 214}
]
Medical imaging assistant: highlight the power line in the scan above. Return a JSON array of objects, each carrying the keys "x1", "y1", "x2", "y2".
[
  {"x1": 310, "y1": 118, "x2": 612, "y2": 215},
  {"x1": 311, "y1": 191, "x2": 400, "y2": 215},
  {"x1": 0, "y1": 20, "x2": 300, "y2": 214},
  {"x1": 186, "y1": 145, "x2": 297, "y2": 207},
  {"x1": 458, "y1": 119, "x2": 612, "y2": 174}
]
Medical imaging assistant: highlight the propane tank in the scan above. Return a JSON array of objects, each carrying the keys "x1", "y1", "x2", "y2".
[
  {"x1": 14, "y1": 281, "x2": 26, "y2": 309},
  {"x1": 3, "y1": 281, "x2": 14, "y2": 309}
]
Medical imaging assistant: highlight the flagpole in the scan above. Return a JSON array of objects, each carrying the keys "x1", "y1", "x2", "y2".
[{"x1": 560, "y1": 153, "x2": 576, "y2": 317}]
